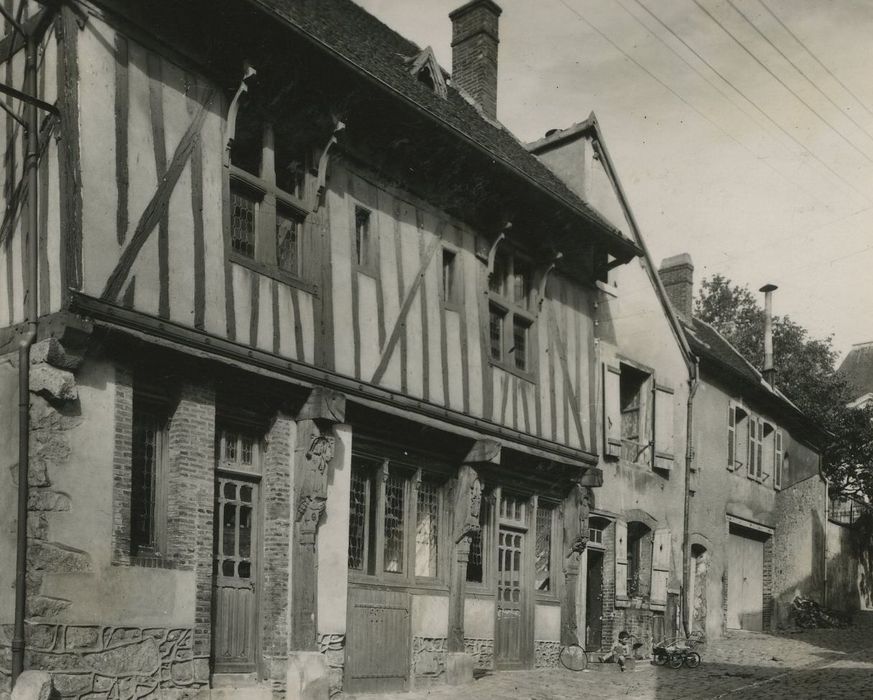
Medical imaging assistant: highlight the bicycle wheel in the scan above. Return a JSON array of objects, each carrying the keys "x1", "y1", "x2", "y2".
[
  {"x1": 653, "y1": 649, "x2": 669, "y2": 666},
  {"x1": 668, "y1": 653, "x2": 683, "y2": 669},
  {"x1": 683, "y1": 652, "x2": 701, "y2": 669},
  {"x1": 559, "y1": 644, "x2": 588, "y2": 671}
]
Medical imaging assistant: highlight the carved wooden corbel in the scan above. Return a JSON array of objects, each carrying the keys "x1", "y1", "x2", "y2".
[
  {"x1": 225, "y1": 62, "x2": 257, "y2": 154},
  {"x1": 486, "y1": 223, "x2": 511, "y2": 283},
  {"x1": 312, "y1": 119, "x2": 346, "y2": 212},
  {"x1": 536, "y1": 252, "x2": 563, "y2": 315}
]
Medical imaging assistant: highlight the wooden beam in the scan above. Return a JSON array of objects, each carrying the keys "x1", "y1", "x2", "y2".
[{"x1": 548, "y1": 303, "x2": 588, "y2": 451}]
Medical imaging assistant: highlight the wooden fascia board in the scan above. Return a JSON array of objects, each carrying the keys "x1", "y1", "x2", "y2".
[
  {"x1": 587, "y1": 114, "x2": 696, "y2": 374},
  {"x1": 70, "y1": 292, "x2": 601, "y2": 467}
]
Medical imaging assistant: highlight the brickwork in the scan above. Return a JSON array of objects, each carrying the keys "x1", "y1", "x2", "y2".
[
  {"x1": 449, "y1": 0, "x2": 501, "y2": 119},
  {"x1": 599, "y1": 523, "x2": 616, "y2": 651},
  {"x1": 112, "y1": 366, "x2": 134, "y2": 564},
  {"x1": 763, "y1": 536, "x2": 774, "y2": 631},
  {"x1": 658, "y1": 254, "x2": 694, "y2": 319},
  {"x1": 166, "y1": 382, "x2": 216, "y2": 657},
  {"x1": 262, "y1": 414, "x2": 294, "y2": 689}
]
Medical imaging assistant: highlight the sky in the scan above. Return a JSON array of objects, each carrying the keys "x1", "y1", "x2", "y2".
[{"x1": 355, "y1": 0, "x2": 873, "y2": 360}]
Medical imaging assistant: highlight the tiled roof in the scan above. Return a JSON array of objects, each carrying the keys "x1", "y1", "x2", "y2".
[
  {"x1": 245, "y1": 0, "x2": 639, "y2": 258},
  {"x1": 838, "y1": 342, "x2": 873, "y2": 399},
  {"x1": 680, "y1": 316, "x2": 825, "y2": 439}
]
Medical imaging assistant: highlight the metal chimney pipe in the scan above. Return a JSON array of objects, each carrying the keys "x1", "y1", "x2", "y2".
[{"x1": 760, "y1": 284, "x2": 777, "y2": 385}]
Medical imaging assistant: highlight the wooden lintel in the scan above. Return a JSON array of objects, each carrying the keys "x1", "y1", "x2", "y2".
[
  {"x1": 463, "y1": 438, "x2": 501, "y2": 466},
  {"x1": 577, "y1": 467, "x2": 603, "y2": 488},
  {"x1": 297, "y1": 386, "x2": 346, "y2": 424}
]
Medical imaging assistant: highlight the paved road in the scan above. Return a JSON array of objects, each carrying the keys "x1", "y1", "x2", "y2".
[{"x1": 345, "y1": 626, "x2": 873, "y2": 700}]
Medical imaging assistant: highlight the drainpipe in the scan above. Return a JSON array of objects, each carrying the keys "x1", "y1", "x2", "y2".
[
  {"x1": 11, "y1": 29, "x2": 41, "y2": 686},
  {"x1": 681, "y1": 357, "x2": 700, "y2": 637}
]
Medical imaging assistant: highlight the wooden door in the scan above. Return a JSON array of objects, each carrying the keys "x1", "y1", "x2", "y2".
[
  {"x1": 495, "y1": 527, "x2": 526, "y2": 667},
  {"x1": 727, "y1": 532, "x2": 764, "y2": 631},
  {"x1": 345, "y1": 587, "x2": 410, "y2": 692},
  {"x1": 212, "y1": 474, "x2": 260, "y2": 672},
  {"x1": 585, "y1": 550, "x2": 604, "y2": 651}
]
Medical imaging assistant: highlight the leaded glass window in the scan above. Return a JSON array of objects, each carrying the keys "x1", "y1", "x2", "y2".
[
  {"x1": 131, "y1": 407, "x2": 162, "y2": 556},
  {"x1": 348, "y1": 466, "x2": 369, "y2": 571},
  {"x1": 415, "y1": 481, "x2": 439, "y2": 577},
  {"x1": 383, "y1": 473, "x2": 406, "y2": 573},
  {"x1": 230, "y1": 184, "x2": 257, "y2": 258},
  {"x1": 535, "y1": 504, "x2": 553, "y2": 592}
]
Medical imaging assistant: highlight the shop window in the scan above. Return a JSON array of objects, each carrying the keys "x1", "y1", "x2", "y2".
[
  {"x1": 227, "y1": 93, "x2": 309, "y2": 285},
  {"x1": 488, "y1": 248, "x2": 536, "y2": 377},
  {"x1": 535, "y1": 503, "x2": 554, "y2": 592},
  {"x1": 626, "y1": 521, "x2": 652, "y2": 598},
  {"x1": 347, "y1": 455, "x2": 446, "y2": 583},
  {"x1": 130, "y1": 395, "x2": 168, "y2": 558}
]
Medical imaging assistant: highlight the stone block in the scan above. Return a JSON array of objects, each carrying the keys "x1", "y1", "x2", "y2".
[
  {"x1": 26, "y1": 595, "x2": 71, "y2": 618},
  {"x1": 28, "y1": 541, "x2": 91, "y2": 573},
  {"x1": 27, "y1": 490, "x2": 71, "y2": 512},
  {"x1": 24, "y1": 625, "x2": 57, "y2": 651},
  {"x1": 30, "y1": 339, "x2": 80, "y2": 371},
  {"x1": 83, "y1": 638, "x2": 160, "y2": 676},
  {"x1": 10, "y1": 671, "x2": 52, "y2": 700},
  {"x1": 92, "y1": 676, "x2": 114, "y2": 693},
  {"x1": 445, "y1": 652, "x2": 474, "y2": 686},
  {"x1": 65, "y1": 627, "x2": 100, "y2": 651},
  {"x1": 286, "y1": 651, "x2": 329, "y2": 700},
  {"x1": 30, "y1": 364, "x2": 77, "y2": 401},
  {"x1": 52, "y1": 673, "x2": 92, "y2": 696}
]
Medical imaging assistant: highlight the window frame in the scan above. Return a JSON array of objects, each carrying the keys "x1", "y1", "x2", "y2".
[
  {"x1": 617, "y1": 360, "x2": 653, "y2": 467},
  {"x1": 130, "y1": 393, "x2": 169, "y2": 562},
  {"x1": 440, "y1": 244, "x2": 463, "y2": 310},
  {"x1": 534, "y1": 498, "x2": 560, "y2": 601},
  {"x1": 227, "y1": 111, "x2": 315, "y2": 294},
  {"x1": 350, "y1": 203, "x2": 380, "y2": 278},
  {"x1": 347, "y1": 452, "x2": 450, "y2": 588},
  {"x1": 487, "y1": 248, "x2": 537, "y2": 380}
]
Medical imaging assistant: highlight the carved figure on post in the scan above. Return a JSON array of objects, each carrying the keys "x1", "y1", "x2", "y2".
[
  {"x1": 453, "y1": 465, "x2": 482, "y2": 544},
  {"x1": 563, "y1": 481, "x2": 592, "y2": 562},
  {"x1": 295, "y1": 429, "x2": 335, "y2": 544}
]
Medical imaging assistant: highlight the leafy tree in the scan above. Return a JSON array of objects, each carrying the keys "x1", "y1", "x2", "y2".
[{"x1": 695, "y1": 274, "x2": 873, "y2": 500}]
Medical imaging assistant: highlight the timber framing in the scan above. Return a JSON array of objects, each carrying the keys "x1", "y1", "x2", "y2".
[{"x1": 69, "y1": 293, "x2": 602, "y2": 467}]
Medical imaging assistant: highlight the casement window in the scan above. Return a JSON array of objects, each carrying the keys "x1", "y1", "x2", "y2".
[
  {"x1": 441, "y1": 247, "x2": 461, "y2": 307},
  {"x1": 625, "y1": 521, "x2": 653, "y2": 598},
  {"x1": 347, "y1": 454, "x2": 447, "y2": 582},
  {"x1": 774, "y1": 430, "x2": 784, "y2": 490},
  {"x1": 353, "y1": 206, "x2": 372, "y2": 268},
  {"x1": 534, "y1": 502, "x2": 556, "y2": 593},
  {"x1": 729, "y1": 406, "x2": 749, "y2": 471},
  {"x1": 604, "y1": 361, "x2": 673, "y2": 469},
  {"x1": 748, "y1": 417, "x2": 764, "y2": 481},
  {"x1": 227, "y1": 94, "x2": 310, "y2": 285},
  {"x1": 217, "y1": 428, "x2": 261, "y2": 473},
  {"x1": 130, "y1": 395, "x2": 168, "y2": 558},
  {"x1": 615, "y1": 519, "x2": 669, "y2": 607},
  {"x1": 488, "y1": 249, "x2": 536, "y2": 376}
]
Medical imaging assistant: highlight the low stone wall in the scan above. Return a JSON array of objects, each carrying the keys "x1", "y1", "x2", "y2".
[
  {"x1": 0, "y1": 623, "x2": 206, "y2": 699},
  {"x1": 463, "y1": 638, "x2": 494, "y2": 670},
  {"x1": 534, "y1": 640, "x2": 561, "y2": 668}
]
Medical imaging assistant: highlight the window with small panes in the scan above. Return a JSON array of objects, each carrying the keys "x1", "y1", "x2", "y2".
[{"x1": 488, "y1": 249, "x2": 536, "y2": 376}]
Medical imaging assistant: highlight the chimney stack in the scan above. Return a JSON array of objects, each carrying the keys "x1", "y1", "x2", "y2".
[
  {"x1": 658, "y1": 254, "x2": 695, "y2": 320},
  {"x1": 449, "y1": 0, "x2": 502, "y2": 120},
  {"x1": 760, "y1": 284, "x2": 777, "y2": 385}
]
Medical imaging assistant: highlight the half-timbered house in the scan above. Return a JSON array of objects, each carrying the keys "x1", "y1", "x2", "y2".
[{"x1": 0, "y1": 1, "x2": 647, "y2": 697}]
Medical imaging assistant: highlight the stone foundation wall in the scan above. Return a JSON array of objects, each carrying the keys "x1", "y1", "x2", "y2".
[
  {"x1": 412, "y1": 637, "x2": 446, "y2": 687},
  {"x1": 0, "y1": 623, "x2": 206, "y2": 699},
  {"x1": 318, "y1": 633, "x2": 345, "y2": 697},
  {"x1": 534, "y1": 640, "x2": 561, "y2": 668},
  {"x1": 463, "y1": 637, "x2": 494, "y2": 670}
]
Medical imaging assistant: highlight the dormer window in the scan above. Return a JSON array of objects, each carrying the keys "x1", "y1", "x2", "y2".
[{"x1": 408, "y1": 46, "x2": 448, "y2": 99}]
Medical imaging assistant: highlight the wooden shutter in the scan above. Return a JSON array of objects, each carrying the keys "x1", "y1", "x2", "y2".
[
  {"x1": 650, "y1": 528, "x2": 671, "y2": 609},
  {"x1": 653, "y1": 384, "x2": 675, "y2": 470},
  {"x1": 727, "y1": 405, "x2": 736, "y2": 470},
  {"x1": 774, "y1": 430, "x2": 783, "y2": 489},
  {"x1": 614, "y1": 519, "x2": 628, "y2": 601},
  {"x1": 603, "y1": 363, "x2": 622, "y2": 459},
  {"x1": 747, "y1": 417, "x2": 757, "y2": 479}
]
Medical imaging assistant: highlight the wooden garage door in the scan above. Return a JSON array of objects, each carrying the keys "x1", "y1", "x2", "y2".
[
  {"x1": 727, "y1": 531, "x2": 764, "y2": 631},
  {"x1": 345, "y1": 587, "x2": 410, "y2": 692}
]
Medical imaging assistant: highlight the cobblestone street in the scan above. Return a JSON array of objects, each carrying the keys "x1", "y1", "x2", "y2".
[{"x1": 346, "y1": 624, "x2": 873, "y2": 700}]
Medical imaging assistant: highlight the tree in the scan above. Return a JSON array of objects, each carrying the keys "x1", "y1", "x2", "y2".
[{"x1": 695, "y1": 274, "x2": 873, "y2": 500}]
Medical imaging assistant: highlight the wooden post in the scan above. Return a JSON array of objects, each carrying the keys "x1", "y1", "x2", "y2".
[
  {"x1": 561, "y1": 482, "x2": 594, "y2": 646},
  {"x1": 447, "y1": 440, "x2": 501, "y2": 654},
  {"x1": 289, "y1": 387, "x2": 346, "y2": 652}
]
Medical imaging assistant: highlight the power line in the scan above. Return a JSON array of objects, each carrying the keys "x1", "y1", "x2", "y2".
[
  {"x1": 691, "y1": 0, "x2": 873, "y2": 168},
  {"x1": 726, "y1": 0, "x2": 873, "y2": 146},
  {"x1": 758, "y1": 0, "x2": 873, "y2": 123},
  {"x1": 613, "y1": 0, "x2": 833, "y2": 210},
  {"x1": 627, "y1": 0, "x2": 871, "y2": 204}
]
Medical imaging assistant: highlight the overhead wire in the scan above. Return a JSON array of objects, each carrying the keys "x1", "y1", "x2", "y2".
[
  {"x1": 691, "y1": 0, "x2": 873, "y2": 168},
  {"x1": 627, "y1": 0, "x2": 871, "y2": 204},
  {"x1": 612, "y1": 0, "x2": 834, "y2": 210},
  {"x1": 758, "y1": 0, "x2": 873, "y2": 123},
  {"x1": 725, "y1": 0, "x2": 873, "y2": 145}
]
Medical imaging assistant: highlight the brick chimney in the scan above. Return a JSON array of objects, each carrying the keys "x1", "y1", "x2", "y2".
[
  {"x1": 449, "y1": 0, "x2": 502, "y2": 120},
  {"x1": 658, "y1": 254, "x2": 695, "y2": 319}
]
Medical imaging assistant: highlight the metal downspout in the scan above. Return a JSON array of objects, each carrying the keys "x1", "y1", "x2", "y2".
[
  {"x1": 681, "y1": 357, "x2": 700, "y2": 637},
  {"x1": 11, "y1": 30, "x2": 40, "y2": 686}
]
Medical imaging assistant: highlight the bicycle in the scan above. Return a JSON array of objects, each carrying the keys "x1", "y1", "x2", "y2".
[
  {"x1": 558, "y1": 642, "x2": 590, "y2": 671},
  {"x1": 653, "y1": 631, "x2": 704, "y2": 669}
]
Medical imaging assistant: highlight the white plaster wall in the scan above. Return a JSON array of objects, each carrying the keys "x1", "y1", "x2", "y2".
[
  {"x1": 318, "y1": 423, "x2": 352, "y2": 635},
  {"x1": 534, "y1": 603, "x2": 561, "y2": 641},
  {"x1": 464, "y1": 598, "x2": 494, "y2": 638},
  {"x1": 412, "y1": 595, "x2": 448, "y2": 638}
]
